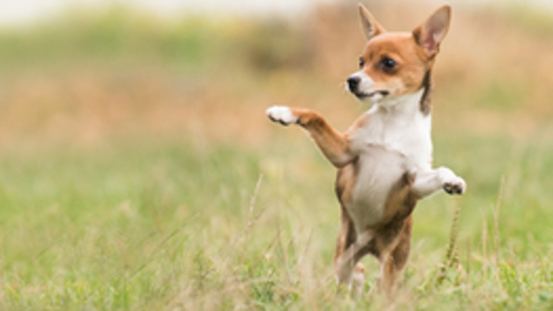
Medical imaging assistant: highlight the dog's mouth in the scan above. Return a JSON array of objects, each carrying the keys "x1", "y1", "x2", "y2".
[{"x1": 354, "y1": 90, "x2": 390, "y2": 100}]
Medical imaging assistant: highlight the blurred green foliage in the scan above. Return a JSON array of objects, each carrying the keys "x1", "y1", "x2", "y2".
[
  {"x1": 503, "y1": 3, "x2": 553, "y2": 38},
  {"x1": 237, "y1": 19, "x2": 315, "y2": 72},
  {"x1": 0, "y1": 8, "x2": 222, "y2": 69},
  {"x1": 0, "y1": 7, "x2": 314, "y2": 73}
]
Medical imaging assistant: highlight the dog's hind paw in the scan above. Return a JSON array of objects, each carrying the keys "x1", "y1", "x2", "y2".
[{"x1": 266, "y1": 106, "x2": 298, "y2": 126}]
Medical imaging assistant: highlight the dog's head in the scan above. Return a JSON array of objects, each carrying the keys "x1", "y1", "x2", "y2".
[{"x1": 347, "y1": 4, "x2": 451, "y2": 103}]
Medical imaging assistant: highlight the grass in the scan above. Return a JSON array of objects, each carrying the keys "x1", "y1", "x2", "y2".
[
  {"x1": 0, "y1": 2, "x2": 553, "y2": 310},
  {"x1": 0, "y1": 133, "x2": 552, "y2": 310}
]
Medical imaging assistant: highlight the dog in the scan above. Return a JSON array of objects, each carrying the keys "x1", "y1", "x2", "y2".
[{"x1": 266, "y1": 4, "x2": 465, "y2": 295}]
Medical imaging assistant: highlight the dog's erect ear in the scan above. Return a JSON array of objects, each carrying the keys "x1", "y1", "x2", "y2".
[
  {"x1": 358, "y1": 4, "x2": 385, "y2": 40},
  {"x1": 412, "y1": 5, "x2": 451, "y2": 58}
]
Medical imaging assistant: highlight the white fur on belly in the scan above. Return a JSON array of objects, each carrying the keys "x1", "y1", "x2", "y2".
[
  {"x1": 346, "y1": 145, "x2": 408, "y2": 230},
  {"x1": 346, "y1": 90, "x2": 432, "y2": 231}
]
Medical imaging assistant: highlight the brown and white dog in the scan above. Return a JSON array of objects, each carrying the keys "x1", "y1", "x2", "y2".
[{"x1": 266, "y1": 4, "x2": 466, "y2": 295}]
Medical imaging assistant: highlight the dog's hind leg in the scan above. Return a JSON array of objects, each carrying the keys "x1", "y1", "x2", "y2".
[
  {"x1": 334, "y1": 164, "x2": 366, "y2": 294},
  {"x1": 334, "y1": 230, "x2": 373, "y2": 290},
  {"x1": 333, "y1": 205, "x2": 366, "y2": 292},
  {"x1": 375, "y1": 216, "x2": 412, "y2": 295}
]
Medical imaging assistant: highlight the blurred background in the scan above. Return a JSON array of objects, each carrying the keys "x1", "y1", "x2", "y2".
[
  {"x1": 0, "y1": 0, "x2": 551, "y2": 149},
  {"x1": 2, "y1": 0, "x2": 553, "y2": 309}
]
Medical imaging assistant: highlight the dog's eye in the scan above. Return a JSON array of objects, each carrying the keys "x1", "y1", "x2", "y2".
[
  {"x1": 380, "y1": 57, "x2": 397, "y2": 71},
  {"x1": 359, "y1": 57, "x2": 365, "y2": 69}
]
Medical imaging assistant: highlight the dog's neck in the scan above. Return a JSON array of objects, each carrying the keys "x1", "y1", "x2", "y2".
[{"x1": 370, "y1": 88, "x2": 428, "y2": 119}]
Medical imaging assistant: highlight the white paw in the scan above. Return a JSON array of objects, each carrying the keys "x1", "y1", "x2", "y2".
[
  {"x1": 437, "y1": 167, "x2": 466, "y2": 195},
  {"x1": 266, "y1": 106, "x2": 298, "y2": 126}
]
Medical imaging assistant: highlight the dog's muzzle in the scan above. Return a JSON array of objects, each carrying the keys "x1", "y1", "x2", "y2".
[
  {"x1": 347, "y1": 76, "x2": 389, "y2": 99},
  {"x1": 347, "y1": 76, "x2": 361, "y2": 93}
]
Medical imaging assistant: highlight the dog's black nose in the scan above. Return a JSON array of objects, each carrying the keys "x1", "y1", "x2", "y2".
[{"x1": 347, "y1": 76, "x2": 361, "y2": 92}]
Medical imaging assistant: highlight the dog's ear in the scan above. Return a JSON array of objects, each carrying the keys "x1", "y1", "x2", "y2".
[
  {"x1": 358, "y1": 4, "x2": 385, "y2": 40},
  {"x1": 413, "y1": 5, "x2": 451, "y2": 58}
]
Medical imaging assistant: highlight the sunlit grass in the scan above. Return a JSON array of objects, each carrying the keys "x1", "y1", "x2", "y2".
[{"x1": 0, "y1": 133, "x2": 552, "y2": 309}]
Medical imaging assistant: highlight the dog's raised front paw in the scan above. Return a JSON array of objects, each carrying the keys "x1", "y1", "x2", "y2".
[
  {"x1": 266, "y1": 106, "x2": 298, "y2": 126},
  {"x1": 437, "y1": 167, "x2": 466, "y2": 195},
  {"x1": 443, "y1": 179, "x2": 466, "y2": 195}
]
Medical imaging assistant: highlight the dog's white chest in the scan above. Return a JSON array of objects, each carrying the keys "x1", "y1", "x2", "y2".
[
  {"x1": 351, "y1": 92, "x2": 433, "y2": 167},
  {"x1": 346, "y1": 93, "x2": 433, "y2": 229}
]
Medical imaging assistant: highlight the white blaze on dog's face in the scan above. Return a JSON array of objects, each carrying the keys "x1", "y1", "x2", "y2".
[{"x1": 346, "y1": 4, "x2": 451, "y2": 103}]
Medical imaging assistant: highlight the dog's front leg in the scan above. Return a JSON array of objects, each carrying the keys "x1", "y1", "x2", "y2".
[
  {"x1": 266, "y1": 106, "x2": 355, "y2": 168},
  {"x1": 411, "y1": 167, "x2": 466, "y2": 198}
]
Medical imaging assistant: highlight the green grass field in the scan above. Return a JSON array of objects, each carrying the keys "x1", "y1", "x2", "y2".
[
  {"x1": 2, "y1": 134, "x2": 553, "y2": 310},
  {"x1": 1, "y1": 2, "x2": 553, "y2": 310}
]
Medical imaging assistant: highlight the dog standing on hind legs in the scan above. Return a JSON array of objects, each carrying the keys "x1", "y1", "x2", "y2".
[{"x1": 266, "y1": 4, "x2": 466, "y2": 295}]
